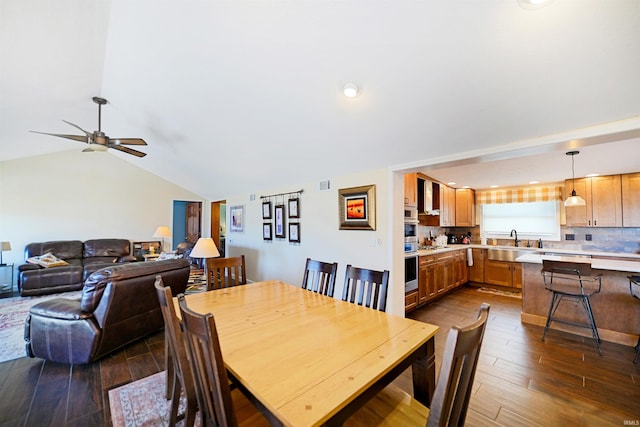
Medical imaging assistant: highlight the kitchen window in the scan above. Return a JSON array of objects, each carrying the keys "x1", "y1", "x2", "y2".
[{"x1": 481, "y1": 200, "x2": 561, "y2": 241}]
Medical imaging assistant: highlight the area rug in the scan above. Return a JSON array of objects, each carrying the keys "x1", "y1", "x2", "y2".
[
  {"x1": 477, "y1": 286, "x2": 522, "y2": 299},
  {"x1": 109, "y1": 371, "x2": 200, "y2": 427},
  {"x1": 0, "y1": 290, "x2": 81, "y2": 363}
]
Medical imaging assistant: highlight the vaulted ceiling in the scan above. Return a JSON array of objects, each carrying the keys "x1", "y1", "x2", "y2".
[{"x1": 2, "y1": 0, "x2": 639, "y2": 199}]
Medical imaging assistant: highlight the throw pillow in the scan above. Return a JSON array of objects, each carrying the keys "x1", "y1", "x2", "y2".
[
  {"x1": 157, "y1": 252, "x2": 183, "y2": 261},
  {"x1": 26, "y1": 252, "x2": 69, "y2": 268}
]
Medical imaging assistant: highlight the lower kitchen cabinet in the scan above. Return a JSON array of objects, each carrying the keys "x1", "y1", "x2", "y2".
[
  {"x1": 484, "y1": 259, "x2": 522, "y2": 288},
  {"x1": 408, "y1": 249, "x2": 469, "y2": 312},
  {"x1": 468, "y1": 248, "x2": 485, "y2": 283}
]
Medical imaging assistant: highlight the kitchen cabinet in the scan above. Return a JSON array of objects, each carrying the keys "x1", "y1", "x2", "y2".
[
  {"x1": 485, "y1": 259, "x2": 522, "y2": 288},
  {"x1": 436, "y1": 252, "x2": 455, "y2": 292},
  {"x1": 622, "y1": 172, "x2": 640, "y2": 227},
  {"x1": 565, "y1": 175, "x2": 622, "y2": 227},
  {"x1": 468, "y1": 248, "x2": 485, "y2": 283},
  {"x1": 454, "y1": 250, "x2": 468, "y2": 286},
  {"x1": 418, "y1": 255, "x2": 437, "y2": 304},
  {"x1": 405, "y1": 290, "x2": 418, "y2": 312},
  {"x1": 455, "y1": 188, "x2": 476, "y2": 226},
  {"x1": 404, "y1": 173, "x2": 418, "y2": 207},
  {"x1": 439, "y1": 184, "x2": 456, "y2": 226}
]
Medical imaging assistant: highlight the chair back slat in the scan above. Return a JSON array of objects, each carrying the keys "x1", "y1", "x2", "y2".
[
  {"x1": 206, "y1": 255, "x2": 247, "y2": 291},
  {"x1": 427, "y1": 303, "x2": 490, "y2": 427},
  {"x1": 302, "y1": 258, "x2": 338, "y2": 297},
  {"x1": 341, "y1": 265, "x2": 389, "y2": 312},
  {"x1": 155, "y1": 277, "x2": 197, "y2": 427},
  {"x1": 178, "y1": 294, "x2": 237, "y2": 427}
]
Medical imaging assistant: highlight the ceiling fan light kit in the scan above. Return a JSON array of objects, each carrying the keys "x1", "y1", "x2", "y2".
[{"x1": 31, "y1": 97, "x2": 148, "y2": 158}]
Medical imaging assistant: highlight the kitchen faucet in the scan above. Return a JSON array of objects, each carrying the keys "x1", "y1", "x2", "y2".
[{"x1": 510, "y1": 229, "x2": 519, "y2": 247}]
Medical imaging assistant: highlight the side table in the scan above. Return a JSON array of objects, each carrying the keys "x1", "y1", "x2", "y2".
[{"x1": 0, "y1": 263, "x2": 14, "y2": 294}]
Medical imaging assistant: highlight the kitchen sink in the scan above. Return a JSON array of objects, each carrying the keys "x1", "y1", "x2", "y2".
[{"x1": 486, "y1": 248, "x2": 531, "y2": 262}]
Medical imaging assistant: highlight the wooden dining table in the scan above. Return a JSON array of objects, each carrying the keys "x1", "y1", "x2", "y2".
[{"x1": 176, "y1": 280, "x2": 439, "y2": 426}]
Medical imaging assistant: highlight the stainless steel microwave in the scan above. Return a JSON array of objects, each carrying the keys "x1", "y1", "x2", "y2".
[{"x1": 404, "y1": 206, "x2": 418, "y2": 223}]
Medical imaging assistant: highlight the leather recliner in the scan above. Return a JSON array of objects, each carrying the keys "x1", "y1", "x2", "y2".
[{"x1": 24, "y1": 259, "x2": 190, "y2": 364}]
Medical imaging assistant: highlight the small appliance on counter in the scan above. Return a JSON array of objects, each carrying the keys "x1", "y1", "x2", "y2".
[{"x1": 447, "y1": 234, "x2": 458, "y2": 244}]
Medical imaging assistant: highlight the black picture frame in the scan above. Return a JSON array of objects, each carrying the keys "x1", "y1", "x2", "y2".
[
  {"x1": 289, "y1": 223, "x2": 300, "y2": 243},
  {"x1": 263, "y1": 223, "x2": 272, "y2": 240},
  {"x1": 274, "y1": 204, "x2": 286, "y2": 238},
  {"x1": 288, "y1": 198, "x2": 300, "y2": 218},
  {"x1": 262, "y1": 201, "x2": 272, "y2": 219}
]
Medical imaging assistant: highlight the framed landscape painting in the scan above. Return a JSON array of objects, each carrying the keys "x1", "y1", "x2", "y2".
[{"x1": 338, "y1": 184, "x2": 376, "y2": 230}]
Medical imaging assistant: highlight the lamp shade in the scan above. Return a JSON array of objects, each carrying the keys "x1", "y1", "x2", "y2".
[
  {"x1": 0, "y1": 241, "x2": 10, "y2": 251},
  {"x1": 153, "y1": 226, "x2": 172, "y2": 238},
  {"x1": 564, "y1": 193, "x2": 587, "y2": 207},
  {"x1": 190, "y1": 237, "x2": 220, "y2": 259}
]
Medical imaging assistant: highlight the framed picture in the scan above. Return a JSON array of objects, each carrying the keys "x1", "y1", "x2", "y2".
[
  {"x1": 288, "y1": 198, "x2": 299, "y2": 218},
  {"x1": 230, "y1": 205, "x2": 244, "y2": 232},
  {"x1": 338, "y1": 184, "x2": 376, "y2": 230},
  {"x1": 262, "y1": 201, "x2": 272, "y2": 219},
  {"x1": 263, "y1": 223, "x2": 272, "y2": 240},
  {"x1": 274, "y1": 204, "x2": 286, "y2": 238},
  {"x1": 289, "y1": 223, "x2": 300, "y2": 243}
]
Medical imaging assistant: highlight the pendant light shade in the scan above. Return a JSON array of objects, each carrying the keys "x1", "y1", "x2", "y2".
[{"x1": 564, "y1": 151, "x2": 586, "y2": 207}]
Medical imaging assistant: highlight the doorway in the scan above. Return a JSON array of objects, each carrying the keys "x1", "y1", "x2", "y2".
[
  {"x1": 210, "y1": 201, "x2": 226, "y2": 257},
  {"x1": 172, "y1": 201, "x2": 202, "y2": 249}
]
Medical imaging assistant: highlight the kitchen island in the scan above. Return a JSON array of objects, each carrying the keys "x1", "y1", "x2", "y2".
[{"x1": 517, "y1": 249, "x2": 640, "y2": 347}]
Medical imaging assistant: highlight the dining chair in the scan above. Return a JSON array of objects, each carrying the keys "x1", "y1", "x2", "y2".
[
  {"x1": 177, "y1": 294, "x2": 268, "y2": 427},
  {"x1": 155, "y1": 277, "x2": 197, "y2": 427},
  {"x1": 301, "y1": 258, "x2": 338, "y2": 297},
  {"x1": 345, "y1": 303, "x2": 491, "y2": 427},
  {"x1": 205, "y1": 255, "x2": 247, "y2": 291},
  {"x1": 341, "y1": 264, "x2": 390, "y2": 312}
]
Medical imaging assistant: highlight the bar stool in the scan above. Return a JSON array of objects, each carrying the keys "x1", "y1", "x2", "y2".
[
  {"x1": 629, "y1": 275, "x2": 640, "y2": 364},
  {"x1": 541, "y1": 259, "x2": 603, "y2": 355}
]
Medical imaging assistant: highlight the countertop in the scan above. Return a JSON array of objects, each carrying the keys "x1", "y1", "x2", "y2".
[{"x1": 408, "y1": 244, "x2": 640, "y2": 273}]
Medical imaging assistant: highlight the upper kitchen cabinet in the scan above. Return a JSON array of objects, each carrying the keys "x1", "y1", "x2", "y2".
[
  {"x1": 565, "y1": 175, "x2": 622, "y2": 227},
  {"x1": 404, "y1": 173, "x2": 418, "y2": 207},
  {"x1": 455, "y1": 188, "x2": 476, "y2": 226},
  {"x1": 622, "y1": 172, "x2": 640, "y2": 226},
  {"x1": 439, "y1": 184, "x2": 456, "y2": 226}
]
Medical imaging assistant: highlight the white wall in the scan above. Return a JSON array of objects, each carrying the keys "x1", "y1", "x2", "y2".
[
  {"x1": 223, "y1": 167, "x2": 404, "y2": 315},
  {"x1": 0, "y1": 150, "x2": 204, "y2": 265}
]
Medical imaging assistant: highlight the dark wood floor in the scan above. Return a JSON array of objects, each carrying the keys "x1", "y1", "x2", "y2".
[{"x1": 1, "y1": 285, "x2": 639, "y2": 426}]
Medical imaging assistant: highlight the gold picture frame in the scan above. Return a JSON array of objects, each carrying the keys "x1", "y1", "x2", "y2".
[{"x1": 338, "y1": 184, "x2": 376, "y2": 230}]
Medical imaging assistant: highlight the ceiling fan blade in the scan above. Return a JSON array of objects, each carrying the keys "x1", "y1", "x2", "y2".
[
  {"x1": 62, "y1": 120, "x2": 91, "y2": 136},
  {"x1": 109, "y1": 144, "x2": 147, "y2": 158},
  {"x1": 30, "y1": 131, "x2": 89, "y2": 143},
  {"x1": 111, "y1": 138, "x2": 147, "y2": 146}
]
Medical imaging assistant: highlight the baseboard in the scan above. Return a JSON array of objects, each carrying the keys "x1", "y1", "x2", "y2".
[{"x1": 520, "y1": 312, "x2": 638, "y2": 347}]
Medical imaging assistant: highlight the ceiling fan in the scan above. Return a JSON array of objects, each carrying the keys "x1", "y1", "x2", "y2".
[{"x1": 31, "y1": 97, "x2": 148, "y2": 158}]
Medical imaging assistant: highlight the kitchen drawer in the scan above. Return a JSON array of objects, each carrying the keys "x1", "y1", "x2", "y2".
[
  {"x1": 419, "y1": 255, "x2": 436, "y2": 266},
  {"x1": 405, "y1": 290, "x2": 418, "y2": 312},
  {"x1": 437, "y1": 252, "x2": 454, "y2": 262}
]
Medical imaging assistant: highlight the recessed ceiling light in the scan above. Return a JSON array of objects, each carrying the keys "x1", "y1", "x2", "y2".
[
  {"x1": 447, "y1": 182, "x2": 456, "y2": 186},
  {"x1": 529, "y1": 181, "x2": 539, "y2": 184},
  {"x1": 517, "y1": 0, "x2": 554, "y2": 10},
  {"x1": 343, "y1": 83, "x2": 359, "y2": 98},
  {"x1": 586, "y1": 173, "x2": 600, "y2": 177},
  {"x1": 462, "y1": 185, "x2": 470, "y2": 189},
  {"x1": 490, "y1": 185, "x2": 499, "y2": 188}
]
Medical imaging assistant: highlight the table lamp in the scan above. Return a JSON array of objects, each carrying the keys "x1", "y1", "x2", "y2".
[
  {"x1": 0, "y1": 241, "x2": 10, "y2": 266},
  {"x1": 189, "y1": 237, "x2": 220, "y2": 288},
  {"x1": 153, "y1": 226, "x2": 172, "y2": 253}
]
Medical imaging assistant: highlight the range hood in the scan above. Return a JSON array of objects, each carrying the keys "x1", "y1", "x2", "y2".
[{"x1": 423, "y1": 180, "x2": 440, "y2": 216}]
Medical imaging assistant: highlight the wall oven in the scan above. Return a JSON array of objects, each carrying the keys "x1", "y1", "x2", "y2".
[{"x1": 405, "y1": 253, "x2": 418, "y2": 293}]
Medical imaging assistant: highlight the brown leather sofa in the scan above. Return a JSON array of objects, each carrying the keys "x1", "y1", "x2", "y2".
[
  {"x1": 18, "y1": 239, "x2": 136, "y2": 296},
  {"x1": 24, "y1": 259, "x2": 190, "y2": 364}
]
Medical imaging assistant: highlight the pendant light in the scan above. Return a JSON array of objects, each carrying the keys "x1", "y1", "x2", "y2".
[{"x1": 564, "y1": 151, "x2": 586, "y2": 207}]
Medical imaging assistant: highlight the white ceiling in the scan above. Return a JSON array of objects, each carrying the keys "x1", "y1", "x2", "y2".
[{"x1": 1, "y1": 0, "x2": 639, "y2": 199}]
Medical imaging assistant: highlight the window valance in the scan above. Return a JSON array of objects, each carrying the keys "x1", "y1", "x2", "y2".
[{"x1": 476, "y1": 185, "x2": 563, "y2": 204}]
